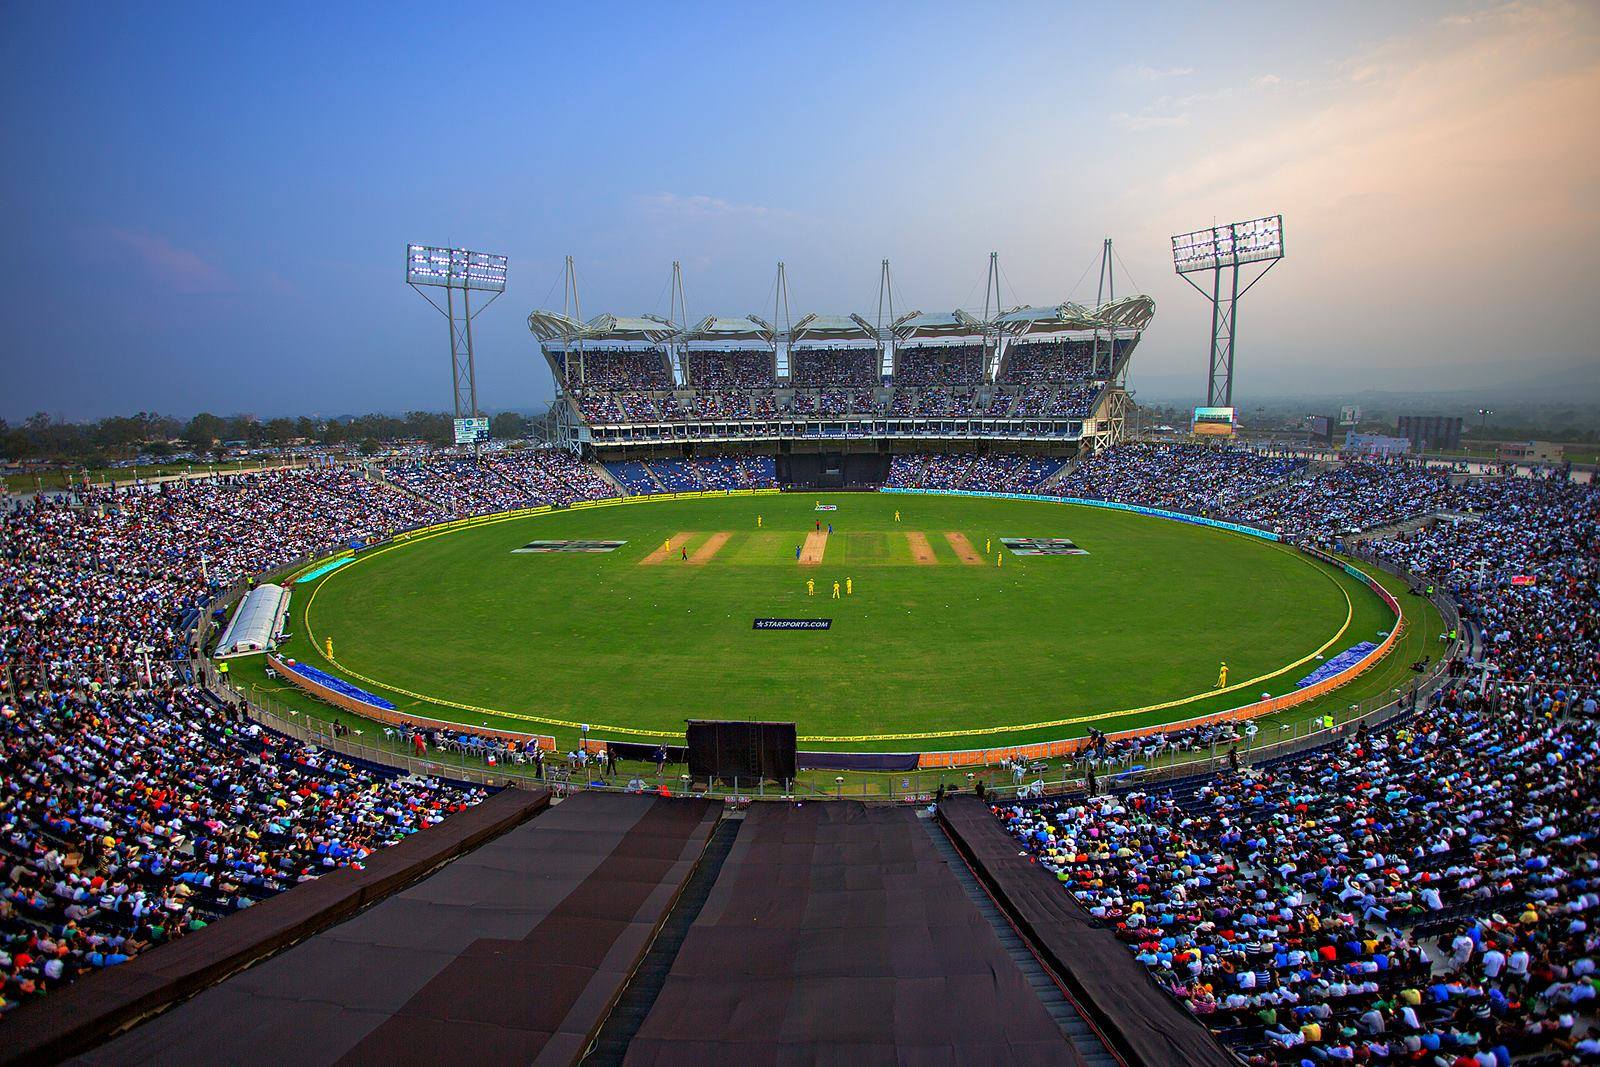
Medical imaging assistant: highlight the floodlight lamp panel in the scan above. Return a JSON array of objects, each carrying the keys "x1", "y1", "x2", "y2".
[
  {"x1": 1171, "y1": 214, "x2": 1284, "y2": 274},
  {"x1": 406, "y1": 244, "x2": 508, "y2": 292}
]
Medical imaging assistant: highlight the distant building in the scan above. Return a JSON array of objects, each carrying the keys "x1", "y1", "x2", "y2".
[
  {"x1": 1499, "y1": 441, "x2": 1565, "y2": 463},
  {"x1": 1397, "y1": 415, "x2": 1463, "y2": 453}
]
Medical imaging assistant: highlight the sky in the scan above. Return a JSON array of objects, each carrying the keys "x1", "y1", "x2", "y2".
[{"x1": 1, "y1": 0, "x2": 1597, "y2": 420}]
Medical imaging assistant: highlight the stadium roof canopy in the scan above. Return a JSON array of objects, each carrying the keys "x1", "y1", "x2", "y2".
[
  {"x1": 530, "y1": 295, "x2": 1155, "y2": 345},
  {"x1": 891, "y1": 310, "x2": 986, "y2": 341},
  {"x1": 789, "y1": 313, "x2": 878, "y2": 345},
  {"x1": 995, "y1": 295, "x2": 1156, "y2": 338},
  {"x1": 214, "y1": 583, "x2": 288, "y2": 658},
  {"x1": 681, "y1": 315, "x2": 774, "y2": 344},
  {"x1": 526, "y1": 311, "x2": 678, "y2": 344}
]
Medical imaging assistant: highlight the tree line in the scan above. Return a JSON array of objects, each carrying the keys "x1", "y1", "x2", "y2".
[{"x1": 1, "y1": 409, "x2": 542, "y2": 464}]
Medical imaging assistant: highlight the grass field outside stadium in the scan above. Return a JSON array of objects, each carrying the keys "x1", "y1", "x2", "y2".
[{"x1": 223, "y1": 491, "x2": 1443, "y2": 767}]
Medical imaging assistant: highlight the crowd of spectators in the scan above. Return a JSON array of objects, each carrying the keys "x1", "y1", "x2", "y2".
[
  {"x1": 1, "y1": 468, "x2": 495, "y2": 1013},
  {"x1": 990, "y1": 383, "x2": 1103, "y2": 418},
  {"x1": 602, "y1": 456, "x2": 776, "y2": 494},
  {"x1": 564, "y1": 351, "x2": 672, "y2": 390},
  {"x1": 684, "y1": 350, "x2": 775, "y2": 389},
  {"x1": 998, "y1": 339, "x2": 1100, "y2": 384},
  {"x1": 1056, "y1": 443, "x2": 1309, "y2": 514},
  {"x1": 1233, "y1": 460, "x2": 1498, "y2": 546},
  {"x1": 558, "y1": 334, "x2": 1144, "y2": 430},
  {"x1": 788, "y1": 348, "x2": 880, "y2": 387},
  {"x1": 894, "y1": 345, "x2": 984, "y2": 385},
  {"x1": 996, "y1": 458, "x2": 1600, "y2": 1064},
  {"x1": 383, "y1": 448, "x2": 619, "y2": 517},
  {"x1": 886, "y1": 452, "x2": 1067, "y2": 493}
]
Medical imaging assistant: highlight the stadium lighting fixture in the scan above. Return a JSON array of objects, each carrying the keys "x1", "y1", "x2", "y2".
[
  {"x1": 1171, "y1": 215, "x2": 1284, "y2": 408},
  {"x1": 405, "y1": 244, "x2": 509, "y2": 452}
]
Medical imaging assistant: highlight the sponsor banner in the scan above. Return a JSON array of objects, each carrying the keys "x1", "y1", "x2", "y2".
[
  {"x1": 813, "y1": 504, "x2": 838, "y2": 511},
  {"x1": 1297, "y1": 642, "x2": 1379, "y2": 688},
  {"x1": 512, "y1": 539, "x2": 626, "y2": 554},
  {"x1": 1002, "y1": 537, "x2": 1088, "y2": 556},
  {"x1": 1511, "y1": 575, "x2": 1536, "y2": 586},
  {"x1": 753, "y1": 618, "x2": 832, "y2": 631}
]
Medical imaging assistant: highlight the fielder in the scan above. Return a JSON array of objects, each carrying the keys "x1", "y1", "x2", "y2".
[
  {"x1": 807, "y1": 578, "x2": 815, "y2": 596},
  {"x1": 846, "y1": 577, "x2": 853, "y2": 595},
  {"x1": 832, "y1": 581, "x2": 841, "y2": 599},
  {"x1": 1215, "y1": 661, "x2": 1229, "y2": 688}
]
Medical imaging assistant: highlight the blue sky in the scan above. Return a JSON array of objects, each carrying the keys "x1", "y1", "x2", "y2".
[{"x1": 2, "y1": 1, "x2": 1596, "y2": 419}]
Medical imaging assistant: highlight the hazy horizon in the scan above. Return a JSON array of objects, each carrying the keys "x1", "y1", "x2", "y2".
[{"x1": 2, "y1": 1, "x2": 1597, "y2": 422}]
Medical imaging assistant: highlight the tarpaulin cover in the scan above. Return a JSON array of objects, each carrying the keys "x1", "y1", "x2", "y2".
[
  {"x1": 1297, "y1": 641, "x2": 1379, "y2": 687},
  {"x1": 938, "y1": 796, "x2": 1236, "y2": 1067},
  {"x1": 69, "y1": 793, "x2": 718, "y2": 1067},
  {"x1": 6, "y1": 787, "x2": 548, "y2": 1067},
  {"x1": 623, "y1": 801, "x2": 1083, "y2": 1065},
  {"x1": 798, "y1": 749, "x2": 920, "y2": 772}
]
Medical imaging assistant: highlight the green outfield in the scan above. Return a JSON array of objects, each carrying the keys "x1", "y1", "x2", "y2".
[{"x1": 232, "y1": 492, "x2": 1428, "y2": 753}]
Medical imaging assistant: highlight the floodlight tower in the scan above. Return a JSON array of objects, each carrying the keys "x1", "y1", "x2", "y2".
[
  {"x1": 1171, "y1": 215, "x2": 1284, "y2": 409},
  {"x1": 405, "y1": 244, "x2": 509, "y2": 452}
]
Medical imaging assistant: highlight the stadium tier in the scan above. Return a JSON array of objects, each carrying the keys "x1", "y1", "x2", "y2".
[
  {"x1": 528, "y1": 297, "x2": 1151, "y2": 452},
  {"x1": 2, "y1": 444, "x2": 1595, "y2": 1065}
]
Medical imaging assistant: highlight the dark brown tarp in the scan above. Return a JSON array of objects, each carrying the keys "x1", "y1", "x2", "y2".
[
  {"x1": 62, "y1": 793, "x2": 717, "y2": 1067},
  {"x1": 938, "y1": 796, "x2": 1236, "y2": 1067},
  {"x1": 4, "y1": 787, "x2": 549, "y2": 1067},
  {"x1": 623, "y1": 801, "x2": 1084, "y2": 1066}
]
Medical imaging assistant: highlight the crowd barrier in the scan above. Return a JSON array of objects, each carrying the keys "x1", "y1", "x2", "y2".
[{"x1": 265, "y1": 654, "x2": 558, "y2": 750}]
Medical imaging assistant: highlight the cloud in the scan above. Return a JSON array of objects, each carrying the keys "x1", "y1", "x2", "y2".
[
  {"x1": 637, "y1": 192, "x2": 774, "y2": 220},
  {"x1": 1440, "y1": 2, "x2": 1534, "y2": 27},
  {"x1": 1126, "y1": 0, "x2": 1600, "y2": 372},
  {"x1": 1126, "y1": 65, "x2": 1195, "y2": 81},
  {"x1": 1110, "y1": 109, "x2": 1191, "y2": 131},
  {"x1": 1112, "y1": 74, "x2": 1284, "y2": 133},
  {"x1": 91, "y1": 229, "x2": 231, "y2": 294}
]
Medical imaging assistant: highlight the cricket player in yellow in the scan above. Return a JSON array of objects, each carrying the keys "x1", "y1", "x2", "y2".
[
  {"x1": 1215, "y1": 661, "x2": 1228, "y2": 688},
  {"x1": 757, "y1": 515, "x2": 763, "y2": 528},
  {"x1": 894, "y1": 510, "x2": 900, "y2": 523},
  {"x1": 663, "y1": 538, "x2": 670, "y2": 553},
  {"x1": 832, "y1": 580, "x2": 841, "y2": 599},
  {"x1": 996, "y1": 551, "x2": 1003, "y2": 568},
  {"x1": 806, "y1": 578, "x2": 814, "y2": 596},
  {"x1": 846, "y1": 577, "x2": 853, "y2": 595},
  {"x1": 985, "y1": 538, "x2": 991, "y2": 554},
  {"x1": 325, "y1": 636, "x2": 334, "y2": 660}
]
